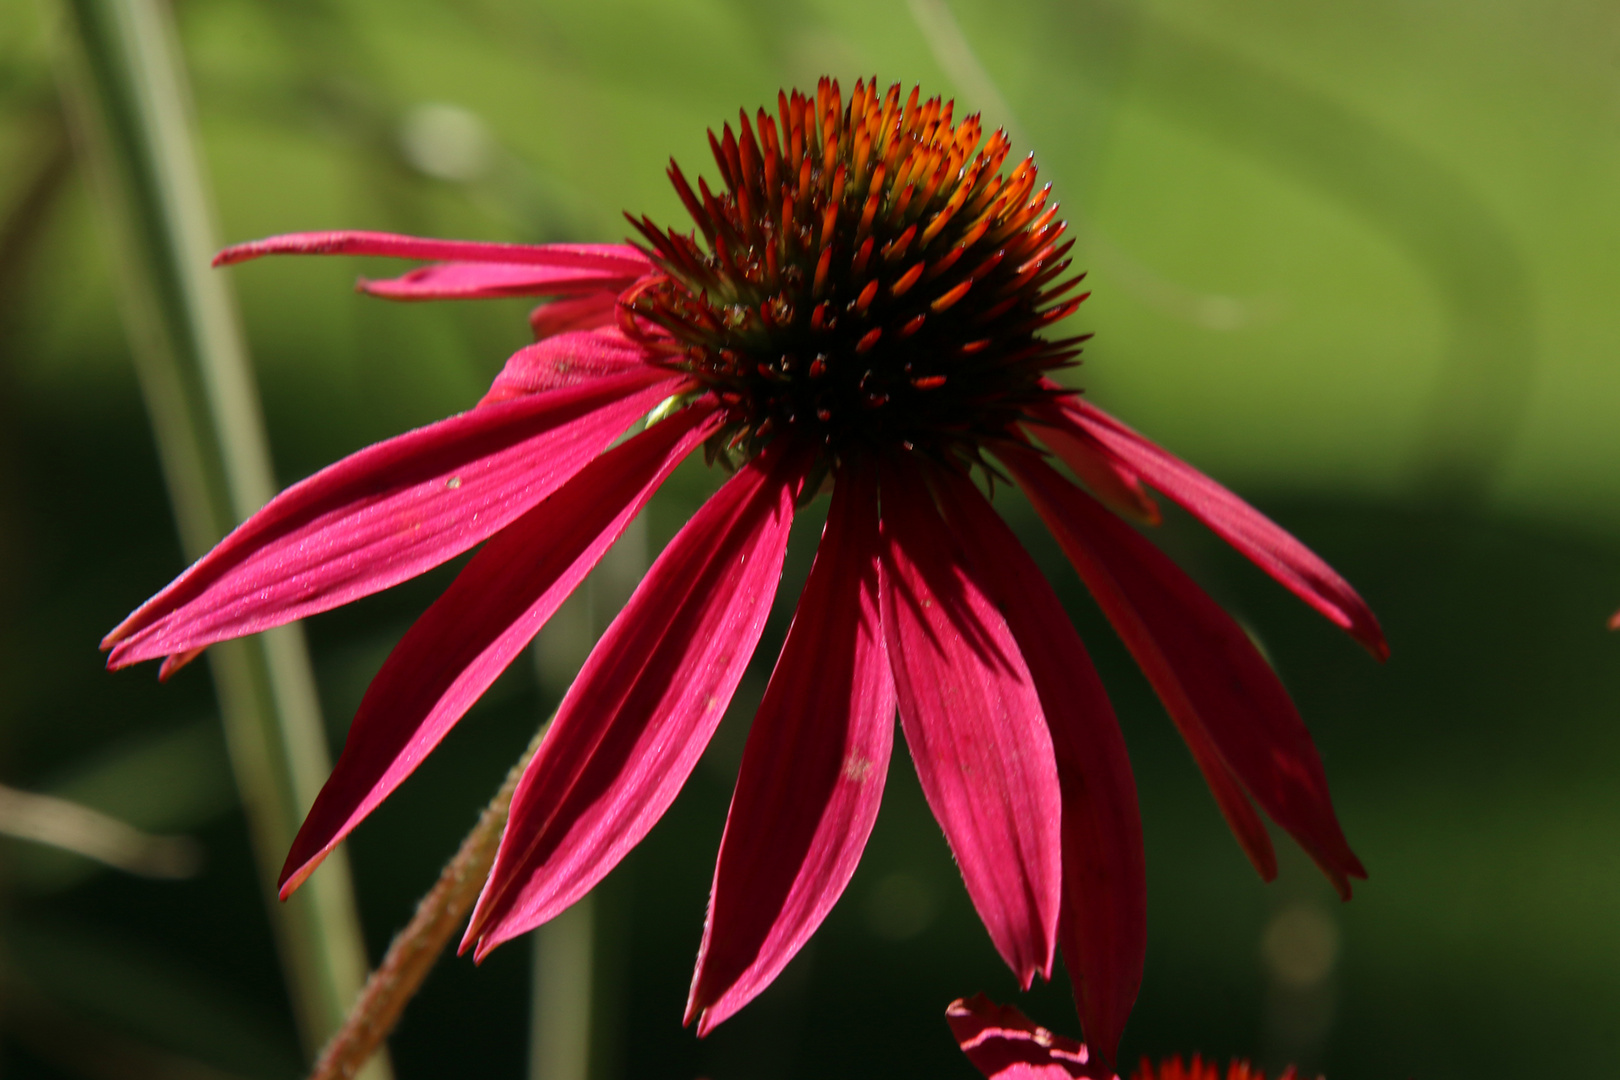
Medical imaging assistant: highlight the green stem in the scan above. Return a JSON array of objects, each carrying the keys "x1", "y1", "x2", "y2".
[
  {"x1": 311, "y1": 723, "x2": 549, "y2": 1080},
  {"x1": 46, "y1": 0, "x2": 385, "y2": 1070}
]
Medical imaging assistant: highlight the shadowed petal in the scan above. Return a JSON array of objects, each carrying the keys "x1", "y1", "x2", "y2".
[
  {"x1": 213, "y1": 230, "x2": 650, "y2": 273},
  {"x1": 462, "y1": 440, "x2": 808, "y2": 957},
  {"x1": 1010, "y1": 430, "x2": 1276, "y2": 877},
  {"x1": 878, "y1": 455, "x2": 1062, "y2": 987},
  {"x1": 358, "y1": 262, "x2": 642, "y2": 301},
  {"x1": 530, "y1": 293, "x2": 621, "y2": 340},
  {"x1": 1004, "y1": 448, "x2": 1363, "y2": 897},
  {"x1": 104, "y1": 371, "x2": 679, "y2": 669},
  {"x1": 481, "y1": 329, "x2": 667, "y2": 405},
  {"x1": 947, "y1": 994, "x2": 1103, "y2": 1080},
  {"x1": 1026, "y1": 413, "x2": 1159, "y2": 526},
  {"x1": 686, "y1": 463, "x2": 894, "y2": 1035},
  {"x1": 934, "y1": 469, "x2": 1143, "y2": 1066},
  {"x1": 278, "y1": 402, "x2": 719, "y2": 896},
  {"x1": 1032, "y1": 393, "x2": 1386, "y2": 659}
]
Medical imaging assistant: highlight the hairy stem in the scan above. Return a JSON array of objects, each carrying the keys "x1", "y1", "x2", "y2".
[{"x1": 311, "y1": 723, "x2": 549, "y2": 1080}]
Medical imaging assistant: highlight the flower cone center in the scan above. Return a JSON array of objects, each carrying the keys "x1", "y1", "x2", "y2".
[{"x1": 628, "y1": 77, "x2": 1090, "y2": 468}]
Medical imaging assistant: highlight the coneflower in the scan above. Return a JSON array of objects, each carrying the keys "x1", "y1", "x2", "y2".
[{"x1": 104, "y1": 78, "x2": 1384, "y2": 1064}]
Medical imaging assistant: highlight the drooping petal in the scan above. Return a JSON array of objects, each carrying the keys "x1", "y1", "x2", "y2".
[
  {"x1": 530, "y1": 293, "x2": 620, "y2": 340},
  {"x1": 934, "y1": 469, "x2": 1143, "y2": 1066},
  {"x1": 104, "y1": 371, "x2": 679, "y2": 669},
  {"x1": 686, "y1": 463, "x2": 894, "y2": 1035},
  {"x1": 1031, "y1": 393, "x2": 1386, "y2": 659},
  {"x1": 462, "y1": 439, "x2": 808, "y2": 957},
  {"x1": 1027, "y1": 412, "x2": 1159, "y2": 525},
  {"x1": 481, "y1": 329, "x2": 667, "y2": 405},
  {"x1": 213, "y1": 230, "x2": 650, "y2": 274},
  {"x1": 278, "y1": 402, "x2": 720, "y2": 896},
  {"x1": 358, "y1": 262, "x2": 642, "y2": 301},
  {"x1": 877, "y1": 455, "x2": 1062, "y2": 987},
  {"x1": 947, "y1": 995, "x2": 1101, "y2": 1080},
  {"x1": 1004, "y1": 448, "x2": 1364, "y2": 898}
]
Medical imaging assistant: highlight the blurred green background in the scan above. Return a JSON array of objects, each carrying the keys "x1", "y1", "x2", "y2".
[{"x1": 1, "y1": 0, "x2": 1617, "y2": 1077}]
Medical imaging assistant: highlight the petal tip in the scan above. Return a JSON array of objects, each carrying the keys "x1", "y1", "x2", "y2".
[
  {"x1": 1356, "y1": 623, "x2": 1391, "y2": 662},
  {"x1": 1336, "y1": 852, "x2": 1369, "y2": 899},
  {"x1": 461, "y1": 904, "x2": 518, "y2": 962},
  {"x1": 1252, "y1": 842, "x2": 1280, "y2": 884},
  {"x1": 277, "y1": 844, "x2": 327, "y2": 900},
  {"x1": 692, "y1": 1006, "x2": 727, "y2": 1039},
  {"x1": 157, "y1": 647, "x2": 204, "y2": 681},
  {"x1": 277, "y1": 865, "x2": 310, "y2": 902}
]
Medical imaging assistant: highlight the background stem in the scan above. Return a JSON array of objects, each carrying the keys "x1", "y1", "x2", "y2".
[{"x1": 46, "y1": 0, "x2": 385, "y2": 1070}]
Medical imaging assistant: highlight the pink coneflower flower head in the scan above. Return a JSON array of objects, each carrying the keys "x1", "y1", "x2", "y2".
[
  {"x1": 1131, "y1": 1054, "x2": 1304, "y2": 1080},
  {"x1": 102, "y1": 78, "x2": 1385, "y2": 1064},
  {"x1": 948, "y1": 995, "x2": 1313, "y2": 1080},
  {"x1": 948, "y1": 993, "x2": 1107, "y2": 1079}
]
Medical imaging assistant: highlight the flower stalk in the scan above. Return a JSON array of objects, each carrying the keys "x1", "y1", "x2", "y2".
[
  {"x1": 311, "y1": 722, "x2": 549, "y2": 1080},
  {"x1": 46, "y1": 0, "x2": 380, "y2": 1067}
]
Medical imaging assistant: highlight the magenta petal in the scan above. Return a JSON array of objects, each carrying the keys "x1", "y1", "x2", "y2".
[
  {"x1": 156, "y1": 647, "x2": 205, "y2": 681},
  {"x1": 481, "y1": 329, "x2": 668, "y2": 405},
  {"x1": 278, "y1": 403, "x2": 719, "y2": 895},
  {"x1": 878, "y1": 455, "x2": 1062, "y2": 987},
  {"x1": 358, "y1": 262, "x2": 641, "y2": 301},
  {"x1": 1026, "y1": 416, "x2": 1160, "y2": 526},
  {"x1": 104, "y1": 372, "x2": 678, "y2": 667},
  {"x1": 686, "y1": 464, "x2": 894, "y2": 1035},
  {"x1": 934, "y1": 470, "x2": 1143, "y2": 1066},
  {"x1": 530, "y1": 293, "x2": 621, "y2": 340},
  {"x1": 947, "y1": 995, "x2": 1102, "y2": 1080},
  {"x1": 213, "y1": 231, "x2": 650, "y2": 274},
  {"x1": 1005, "y1": 449, "x2": 1364, "y2": 897},
  {"x1": 1034, "y1": 393, "x2": 1387, "y2": 659},
  {"x1": 462, "y1": 441, "x2": 808, "y2": 956}
]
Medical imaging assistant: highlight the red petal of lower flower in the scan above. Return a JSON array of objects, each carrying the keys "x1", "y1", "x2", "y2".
[
  {"x1": 462, "y1": 440, "x2": 807, "y2": 956},
  {"x1": 686, "y1": 463, "x2": 894, "y2": 1035},
  {"x1": 1005, "y1": 449, "x2": 1363, "y2": 897},
  {"x1": 947, "y1": 994, "x2": 1102, "y2": 1080},
  {"x1": 104, "y1": 372, "x2": 677, "y2": 667},
  {"x1": 213, "y1": 231, "x2": 650, "y2": 274},
  {"x1": 530, "y1": 293, "x2": 620, "y2": 340},
  {"x1": 878, "y1": 455, "x2": 1062, "y2": 987},
  {"x1": 934, "y1": 469, "x2": 1143, "y2": 1066},
  {"x1": 278, "y1": 402, "x2": 719, "y2": 896},
  {"x1": 358, "y1": 262, "x2": 640, "y2": 301},
  {"x1": 1035, "y1": 393, "x2": 1387, "y2": 660},
  {"x1": 481, "y1": 329, "x2": 668, "y2": 405}
]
